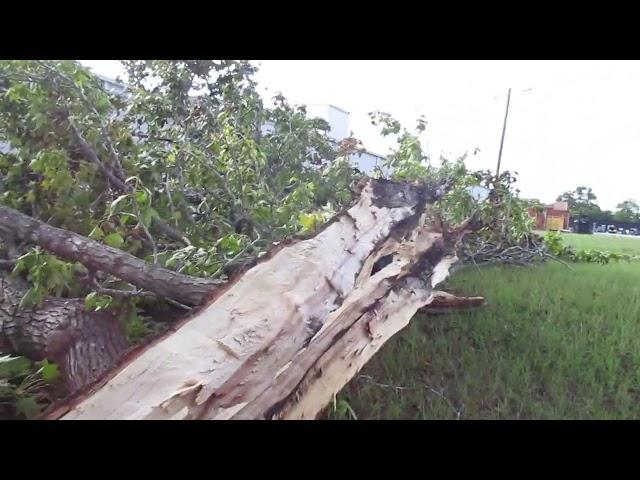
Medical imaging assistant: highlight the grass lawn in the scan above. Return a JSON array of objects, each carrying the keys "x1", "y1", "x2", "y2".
[
  {"x1": 327, "y1": 233, "x2": 640, "y2": 419},
  {"x1": 560, "y1": 232, "x2": 640, "y2": 256}
]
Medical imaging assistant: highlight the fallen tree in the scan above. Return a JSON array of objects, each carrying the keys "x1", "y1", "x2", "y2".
[
  {"x1": 22, "y1": 177, "x2": 472, "y2": 420},
  {"x1": 1, "y1": 61, "x2": 538, "y2": 419}
]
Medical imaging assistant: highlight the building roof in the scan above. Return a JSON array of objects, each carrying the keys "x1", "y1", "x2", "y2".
[
  {"x1": 552, "y1": 201, "x2": 569, "y2": 211},
  {"x1": 96, "y1": 74, "x2": 129, "y2": 93}
]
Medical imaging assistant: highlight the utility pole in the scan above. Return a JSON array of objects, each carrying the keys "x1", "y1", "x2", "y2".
[{"x1": 495, "y1": 87, "x2": 512, "y2": 177}]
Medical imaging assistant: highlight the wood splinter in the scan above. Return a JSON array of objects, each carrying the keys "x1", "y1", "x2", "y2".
[{"x1": 418, "y1": 290, "x2": 485, "y2": 314}]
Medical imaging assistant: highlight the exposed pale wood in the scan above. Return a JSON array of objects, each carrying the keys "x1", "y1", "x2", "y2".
[
  {"x1": 204, "y1": 226, "x2": 448, "y2": 419},
  {"x1": 418, "y1": 291, "x2": 485, "y2": 313},
  {"x1": 58, "y1": 179, "x2": 436, "y2": 420},
  {"x1": 283, "y1": 257, "x2": 459, "y2": 420}
]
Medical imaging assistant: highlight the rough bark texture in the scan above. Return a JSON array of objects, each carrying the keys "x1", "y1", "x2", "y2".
[
  {"x1": 0, "y1": 275, "x2": 127, "y2": 391},
  {"x1": 0, "y1": 206, "x2": 220, "y2": 306},
  {"x1": 47, "y1": 178, "x2": 471, "y2": 420}
]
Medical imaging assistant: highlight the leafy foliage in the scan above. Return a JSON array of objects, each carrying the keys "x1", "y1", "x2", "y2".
[
  {"x1": 12, "y1": 247, "x2": 84, "y2": 308},
  {"x1": 0, "y1": 355, "x2": 61, "y2": 419},
  {"x1": 557, "y1": 186, "x2": 601, "y2": 219},
  {"x1": 0, "y1": 60, "x2": 363, "y2": 336},
  {"x1": 368, "y1": 110, "x2": 536, "y2": 260},
  {"x1": 369, "y1": 111, "x2": 429, "y2": 181},
  {"x1": 613, "y1": 199, "x2": 640, "y2": 223}
]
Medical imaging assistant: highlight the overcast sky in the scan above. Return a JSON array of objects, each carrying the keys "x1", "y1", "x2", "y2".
[{"x1": 80, "y1": 60, "x2": 640, "y2": 211}]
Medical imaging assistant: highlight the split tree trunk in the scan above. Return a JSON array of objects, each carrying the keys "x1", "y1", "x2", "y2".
[{"x1": 42, "y1": 178, "x2": 473, "y2": 420}]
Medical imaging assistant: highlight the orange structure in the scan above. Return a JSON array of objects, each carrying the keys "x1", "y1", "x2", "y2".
[{"x1": 528, "y1": 201, "x2": 570, "y2": 231}]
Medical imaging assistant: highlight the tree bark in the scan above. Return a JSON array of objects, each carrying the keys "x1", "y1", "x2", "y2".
[
  {"x1": 0, "y1": 206, "x2": 221, "y2": 306},
  {"x1": 44, "y1": 178, "x2": 474, "y2": 420},
  {"x1": 0, "y1": 274, "x2": 128, "y2": 392}
]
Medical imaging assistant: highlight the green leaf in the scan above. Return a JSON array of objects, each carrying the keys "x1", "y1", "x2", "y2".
[
  {"x1": 0, "y1": 356, "x2": 33, "y2": 379},
  {"x1": 88, "y1": 226, "x2": 105, "y2": 240},
  {"x1": 135, "y1": 190, "x2": 149, "y2": 205},
  {"x1": 142, "y1": 207, "x2": 158, "y2": 227},
  {"x1": 28, "y1": 156, "x2": 44, "y2": 172},
  {"x1": 0, "y1": 379, "x2": 15, "y2": 397},
  {"x1": 334, "y1": 399, "x2": 358, "y2": 420},
  {"x1": 109, "y1": 194, "x2": 130, "y2": 214},
  {"x1": 84, "y1": 291, "x2": 97, "y2": 308},
  {"x1": 6, "y1": 86, "x2": 26, "y2": 102},
  {"x1": 119, "y1": 213, "x2": 137, "y2": 225},
  {"x1": 298, "y1": 213, "x2": 315, "y2": 231},
  {"x1": 19, "y1": 286, "x2": 45, "y2": 309},
  {"x1": 96, "y1": 96, "x2": 111, "y2": 110},
  {"x1": 41, "y1": 360, "x2": 60, "y2": 382},
  {"x1": 73, "y1": 70, "x2": 90, "y2": 87},
  {"x1": 123, "y1": 311, "x2": 151, "y2": 343},
  {"x1": 24, "y1": 190, "x2": 36, "y2": 203},
  {"x1": 104, "y1": 232, "x2": 125, "y2": 249},
  {"x1": 15, "y1": 396, "x2": 40, "y2": 419},
  {"x1": 218, "y1": 235, "x2": 241, "y2": 255},
  {"x1": 84, "y1": 292, "x2": 113, "y2": 311},
  {"x1": 298, "y1": 213, "x2": 322, "y2": 233}
]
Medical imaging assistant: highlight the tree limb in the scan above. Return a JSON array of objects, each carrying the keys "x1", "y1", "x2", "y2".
[
  {"x1": 0, "y1": 205, "x2": 221, "y2": 306},
  {"x1": 90, "y1": 277, "x2": 155, "y2": 300}
]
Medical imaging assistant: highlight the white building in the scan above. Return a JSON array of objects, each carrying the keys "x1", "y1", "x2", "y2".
[
  {"x1": 304, "y1": 104, "x2": 387, "y2": 175},
  {"x1": 97, "y1": 75, "x2": 129, "y2": 96},
  {"x1": 306, "y1": 104, "x2": 350, "y2": 141}
]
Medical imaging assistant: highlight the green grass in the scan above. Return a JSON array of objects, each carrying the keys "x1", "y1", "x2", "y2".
[
  {"x1": 327, "y1": 234, "x2": 640, "y2": 420},
  {"x1": 560, "y1": 232, "x2": 640, "y2": 256}
]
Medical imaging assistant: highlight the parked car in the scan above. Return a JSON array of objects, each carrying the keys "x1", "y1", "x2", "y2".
[{"x1": 607, "y1": 225, "x2": 617, "y2": 233}]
